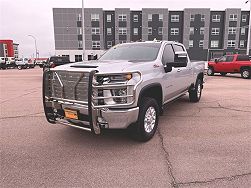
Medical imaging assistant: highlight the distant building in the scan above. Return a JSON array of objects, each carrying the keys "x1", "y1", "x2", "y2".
[
  {"x1": 0, "y1": 40, "x2": 19, "y2": 58},
  {"x1": 53, "y1": 8, "x2": 251, "y2": 61}
]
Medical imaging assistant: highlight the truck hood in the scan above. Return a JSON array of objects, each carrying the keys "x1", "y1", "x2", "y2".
[{"x1": 53, "y1": 60, "x2": 153, "y2": 73}]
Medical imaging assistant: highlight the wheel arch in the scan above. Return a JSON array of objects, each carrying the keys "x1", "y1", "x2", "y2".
[{"x1": 138, "y1": 83, "x2": 163, "y2": 111}]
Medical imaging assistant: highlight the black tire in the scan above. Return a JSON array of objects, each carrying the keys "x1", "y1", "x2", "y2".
[
  {"x1": 207, "y1": 67, "x2": 214, "y2": 76},
  {"x1": 130, "y1": 97, "x2": 159, "y2": 142},
  {"x1": 17, "y1": 65, "x2": 22, "y2": 70},
  {"x1": 189, "y1": 79, "x2": 203, "y2": 103},
  {"x1": 241, "y1": 69, "x2": 250, "y2": 79},
  {"x1": 220, "y1": 72, "x2": 227, "y2": 76}
]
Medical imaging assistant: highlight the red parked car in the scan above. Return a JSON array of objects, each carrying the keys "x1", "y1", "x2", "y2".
[{"x1": 207, "y1": 54, "x2": 251, "y2": 79}]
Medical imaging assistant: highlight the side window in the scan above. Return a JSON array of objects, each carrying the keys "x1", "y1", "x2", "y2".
[
  {"x1": 162, "y1": 44, "x2": 175, "y2": 64},
  {"x1": 218, "y1": 56, "x2": 226, "y2": 62},
  {"x1": 225, "y1": 56, "x2": 234, "y2": 62},
  {"x1": 236, "y1": 55, "x2": 249, "y2": 61},
  {"x1": 172, "y1": 44, "x2": 185, "y2": 52}
]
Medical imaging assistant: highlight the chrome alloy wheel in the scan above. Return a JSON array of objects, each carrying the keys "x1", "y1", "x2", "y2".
[
  {"x1": 242, "y1": 70, "x2": 250, "y2": 78},
  {"x1": 144, "y1": 106, "x2": 156, "y2": 133},
  {"x1": 197, "y1": 83, "x2": 201, "y2": 98}
]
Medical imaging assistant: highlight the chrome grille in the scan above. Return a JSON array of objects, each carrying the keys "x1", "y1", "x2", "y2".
[{"x1": 51, "y1": 71, "x2": 89, "y2": 102}]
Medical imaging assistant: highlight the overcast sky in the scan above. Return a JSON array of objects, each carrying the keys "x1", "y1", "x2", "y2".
[{"x1": 0, "y1": 0, "x2": 249, "y2": 57}]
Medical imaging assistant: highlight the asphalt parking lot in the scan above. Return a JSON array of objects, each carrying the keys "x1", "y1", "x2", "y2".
[{"x1": 0, "y1": 67, "x2": 250, "y2": 188}]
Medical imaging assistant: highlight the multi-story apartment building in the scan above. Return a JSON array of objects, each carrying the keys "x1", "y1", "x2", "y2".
[
  {"x1": 53, "y1": 8, "x2": 250, "y2": 61},
  {"x1": 0, "y1": 40, "x2": 19, "y2": 58}
]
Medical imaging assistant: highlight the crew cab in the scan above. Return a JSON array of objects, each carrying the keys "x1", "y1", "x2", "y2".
[
  {"x1": 43, "y1": 41, "x2": 205, "y2": 141},
  {"x1": 207, "y1": 54, "x2": 251, "y2": 79}
]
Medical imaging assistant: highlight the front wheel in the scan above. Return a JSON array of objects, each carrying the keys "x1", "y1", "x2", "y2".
[
  {"x1": 17, "y1": 65, "x2": 22, "y2": 70},
  {"x1": 207, "y1": 67, "x2": 214, "y2": 76},
  {"x1": 241, "y1": 69, "x2": 250, "y2": 79},
  {"x1": 131, "y1": 97, "x2": 159, "y2": 142},
  {"x1": 189, "y1": 79, "x2": 203, "y2": 102}
]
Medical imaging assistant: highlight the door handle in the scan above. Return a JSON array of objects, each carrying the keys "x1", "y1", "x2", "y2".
[{"x1": 177, "y1": 69, "x2": 182, "y2": 72}]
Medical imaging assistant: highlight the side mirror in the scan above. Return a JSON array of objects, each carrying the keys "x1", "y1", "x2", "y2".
[
  {"x1": 164, "y1": 64, "x2": 172, "y2": 73},
  {"x1": 214, "y1": 59, "x2": 218, "y2": 63},
  {"x1": 166, "y1": 51, "x2": 188, "y2": 68}
]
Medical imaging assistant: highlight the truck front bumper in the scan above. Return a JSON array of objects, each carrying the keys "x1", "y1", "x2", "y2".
[{"x1": 44, "y1": 100, "x2": 139, "y2": 134}]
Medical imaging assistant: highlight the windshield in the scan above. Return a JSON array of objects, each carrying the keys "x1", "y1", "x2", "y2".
[{"x1": 99, "y1": 43, "x2": 161, "y2": 61}]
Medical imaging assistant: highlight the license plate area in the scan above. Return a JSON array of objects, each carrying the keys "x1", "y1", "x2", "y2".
[{"x1": 64, "y1": 109, "x2": 78, "y2": 120}]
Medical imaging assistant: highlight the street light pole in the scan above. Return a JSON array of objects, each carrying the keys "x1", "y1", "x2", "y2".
[
  {"x1": 82, "y1": 0, "x2": 85, "y2": 61},
  {"x1": 246, "y1": 0, "x2": 251, "y2": 55},
  {"x1": 28, "y1": 35, "x2": 38, "y2": 59}
]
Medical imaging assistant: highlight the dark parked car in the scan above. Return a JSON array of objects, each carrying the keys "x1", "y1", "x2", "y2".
[{"x1": 44, "y1": 56, "x2": 71, "y2": 70}]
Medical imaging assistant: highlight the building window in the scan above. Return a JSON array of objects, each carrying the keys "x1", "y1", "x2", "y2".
[
  {"x1": 133, "y1": 28, "x2": 138, "y2": 35},
  {"x1": 92, "y1": 41, "x2": 101, "y2": 48},
  {"x1": 148, "y1": 14, "x2": 152, "y2": 21},
  {"x1": 211, "y1": 28, "x2": 220, "y2": 35},
  {"x1": 171, "y1": 15, "x2": 179, "y2": 22},
  {"x1": 107, "y1": 28, "x2": 112, "y2": 35},
  {"x1": 148, "y1": 27, "x2": 152, "y2": 35},
  {"x1": 158, "y1": 27, "x2": 163, "y2": 35},
  {"x1": 77, "y1": 14, "x2": 81, "y2": 21},
  {"x1": 118, "y1": 14, "x2": 127, "y2": 21},
  {"x1": 212, "y1": 15, "x2": 220, "y2": 22},
  {"x1": 78, "y1": 41, "x2": 82, "y2": 48},
  {"x1": 201, "y1": 14, "x2": 205, "y2": 21},
  {"x1": 240, "y1": 40, "x2": 245, "y2": 47},
  {"x1": 190, "y1": 14, "x2": 195, "y2": 21},
  {"x1": 171, "y1": 28, "x2": 179, "y2": 35},
  {"x1": 91, "y1": 14, "x2": 99, "y2": 21},
  {"x1": 242, "y1": 15, "x2": 247, "y2": 22},
  {"x1": 77, "y1": 27, "x2": 82, "y2": 35},
  {"x1": 107, "y1": 41, "x2": 113, "y2": 48},
  {"x1": 107, "y1": 14, "x2": 111, "y2": 22},
  {"x1": 228, "y1": 27, "x2": 236, "y2": 35},
  {"x1": 159, "y1": 14, "x2": 163, "y2": 21},
  {"x1": 241, "y1": 27, "x2": 246, "y2": 35},
  {"x1": 227, "y1": 40, "x2": 235, "y2": 47},
  {"x1": 91, "y1": 27, "x2": 100, "y2": 35},
  {"x1": 189, "y1": 40, "x2": 193, "y2": 47},
  {"x1": 75, "y1": 55, "x2": 82, "y2": 62},
  {"x1": 200, "y1": 27, "x2": 205, "y2": 35},
  {"x1": 211, "y1": 40, "x2": 219, "y2": 48},
  {"x1": 119, "y1": 27, "x2": 127, "y2": 35},
  {"x1": 189, "y1": 27, "x2": 194, "y2": 35},
  {"x1": 229, "y1": 14, "x2": 237, "y2": 21},
  {"x1": 199, "y1": 40, "x2": 204, "y2": 47},
  {"x1": 133, "y1": 15, "x2": 138, "y2": 22}
]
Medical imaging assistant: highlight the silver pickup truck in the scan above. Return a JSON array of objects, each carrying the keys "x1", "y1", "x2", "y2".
[{"x1": 43, "y1": 41, "x2": 205, "y2": 141}]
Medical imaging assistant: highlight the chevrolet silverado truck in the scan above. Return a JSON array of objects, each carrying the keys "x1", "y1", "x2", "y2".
[
  {"x1": 207, "y1": 54, "x2": 251, "y2": 79},
  {"x1": 43, "y1": 41, "x2": 205, "y2": 141}
]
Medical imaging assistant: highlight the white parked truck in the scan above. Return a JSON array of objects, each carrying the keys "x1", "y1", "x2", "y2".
[{"x1": 43, "y1": 41, "x2": 205, "y2": 141}]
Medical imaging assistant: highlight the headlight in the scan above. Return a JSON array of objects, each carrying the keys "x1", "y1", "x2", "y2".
[{"x1": 93, "y1": 72, "x2": 141, "y2": 105}]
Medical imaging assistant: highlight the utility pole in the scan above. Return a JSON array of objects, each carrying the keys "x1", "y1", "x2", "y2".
[
  {"x1": 246, "y1": 0, "x2": 251, "y2": 55},
  {"x1": 82, "y1": 0, "x2": 85, "y2": 61}
]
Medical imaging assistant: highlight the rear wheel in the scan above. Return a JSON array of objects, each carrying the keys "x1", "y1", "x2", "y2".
[
  {"x1": 207, "y1": 67, "x2": 214, "y2": 76},
  {"x1": 220, "y1": 72, "x2": 227, "y2": 76},
  {"x1": 241, "y1": 69, "x2": 250, "y2": 79},
  {"x1": 130, "y1": 97, "x2": 159, "y2": 142},
  {"x1": 189, "y1": 79, "x2": 203, "y2": 102}
]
